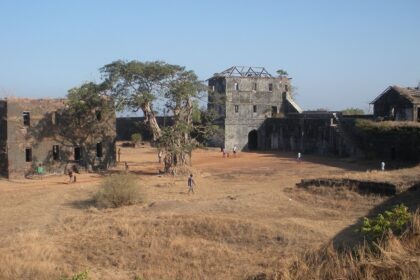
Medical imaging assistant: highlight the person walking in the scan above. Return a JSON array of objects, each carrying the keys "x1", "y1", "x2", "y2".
[
  {"x1": 117, "y1": 148, "x2": 121, "y2": 162},
  {"x1": 187, "y1": 174, "x2": 196, "y2": 194},
  {"x1": 68, "y1": 170, "x2": 73, "y2": 183},
  {"x1": 233, "y1": 145, "x2": 237, "y2": 157},
  {"x1": 381, "y1": 161, "x2": 385, "y2": 171},
  {"x1": 297, "y1": 152, "x2": 302, "y2": 162},
  {"x1": 158, "y1": 150, "x2": 163, "y2": 163}
]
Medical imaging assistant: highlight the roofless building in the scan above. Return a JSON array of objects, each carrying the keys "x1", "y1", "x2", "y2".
[{"x1": 207, "y1": 66, "x2": 302, "y2": 150}]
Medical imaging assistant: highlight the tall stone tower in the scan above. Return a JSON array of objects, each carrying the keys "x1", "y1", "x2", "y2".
[{"x1": 208, "y1": 66, "x2": 302, "y2": 151}]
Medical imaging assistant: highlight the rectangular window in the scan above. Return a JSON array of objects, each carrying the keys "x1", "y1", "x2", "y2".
[
  {"x1": 268, "y1": 83, "x2": 273, "y2": 92},
  {"x1": 253, "y1": 83, "x2": 257, "y2": 91},
  {"x1": 96, "y1": 142, "x2": 103, "y2": 158},
  {"x1": 272, "y1": 106, "x2": 277, "y2": 114},
  {"x1": 52, "y1": 145, "x2": 60, "y2": 161},
  {"x1": 74, "y1": 147, "x2": 81, "y2": 161},
  {"x1": 25, "y1": 148, "x2": 32, "y2": 162},
  {"x1": 95, "y1": 110, "x2": 102, "y2": 121},
  {"x1": 253, "y1": 105, "x2": 257, "y2": 113},
  {"x1": 234, "y1": 105, "x2": 239, "y2": 113},
  {"x1": 23, "y1": 112, "x2": 30, "y2": 126},
  {"x1": 234, "y1": 82, "x2": 239, "y2": 91}
]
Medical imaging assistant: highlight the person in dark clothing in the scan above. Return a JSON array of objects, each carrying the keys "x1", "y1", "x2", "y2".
[{"x1": 187, "y1": 174, "x2": 196, "y2": 194}]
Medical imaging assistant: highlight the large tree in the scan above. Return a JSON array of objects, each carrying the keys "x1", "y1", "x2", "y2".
[
  {"x1": 158, "y1": 68, "x2": 208, "y2": 174},
  {"x1": 61, "y1": 82, "x2": 115, "y2": 169},
  {"x1": 100, "y1": 60, "x2": 182, "y2": 142},
  {"x1": 29, "y1": 82, "x2": 115, "y2": 170}
]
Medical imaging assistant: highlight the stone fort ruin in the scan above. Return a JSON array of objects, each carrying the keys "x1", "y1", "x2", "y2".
[
  {"x1": 207, "y1": 66, "x2": 355, "y2": 155},
  {"x1": 0, "y1": 98, "x2": 116, "y2": 179}
]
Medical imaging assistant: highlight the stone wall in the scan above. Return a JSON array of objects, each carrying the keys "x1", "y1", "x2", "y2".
[
  {"x1": 208, "y1": 75, "x2": 293, "y2": 151},
  {"x1": 1, "y1": 98, "x2": 116, "y2": 179},
  {"x1": 261, "y1": 113, "x2": 353, "y2": 156}
]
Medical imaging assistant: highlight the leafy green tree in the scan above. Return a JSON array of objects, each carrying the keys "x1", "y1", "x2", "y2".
[
  {"x1": 276, "y1": 69, "x2": 288, "y2": 77},
  {"x1": 61, "y1": 82, "x2": 115, "y2": 169},
  {"x1": 100, "y1": 60, "x2": 182, "y2": 142},
  {"x1": 158, "y1": 68, "x2": 208, "y2": 173},
  {"x1": 341, "y1": 107, "x2": 365, "y2": 115}
]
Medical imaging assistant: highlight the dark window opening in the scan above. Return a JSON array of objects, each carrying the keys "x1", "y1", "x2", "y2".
[
  {"x1": 95, "y1": 110, "x2": 102, "y2": 121},
  {"x1": 272, "y1": 106, "x2": 277, "y2": 114},
  {"x1": 25, "y1": 148, "x2": 32, "y2": 162},
  {"x1": 74, "y1": 147, "x2": 81, "y2": 161},
  {"x1": 417, "y1": 108, "x2": 420, "y2": 122},
  {"x1": 391, "y1": 147, "x2": 396, "y2": 160},
  {"x1": 52, "y1": 145, "x2": 60, "y2": 161},
  {"x1": 234, "y1": 105, "x2": 239, "y2": 113},
  {"x1": 234, "y1": 83, "x2": 239, "y2": 91},
  {"x1": 268, "y1": 83, "x2": 273, "y2": 92},
  {"x1": 253, "y1": 105, "x2": 257, "y2": 113},
  {"x1": 23, "y1": 112, "x2": 30, "y2": 126},
  {"x1": 285, "y1": 85, "x2": 289, "y2": 91},
  {"x1": 96, "y1": 142, "x2": 103, "y2": 158},
  {"x1": 253, "y1": 83, "x2": 257, "y2": 91}
]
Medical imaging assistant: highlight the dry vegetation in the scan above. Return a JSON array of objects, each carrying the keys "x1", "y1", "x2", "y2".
[
  {"x1": 0, "y1": 144, "x2": 418, "y2": 279},
  {"x1": 270, "y1": 210, "x2": 420, "y2": 280}
]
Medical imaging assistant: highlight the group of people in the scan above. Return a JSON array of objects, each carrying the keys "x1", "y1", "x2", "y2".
[{"x1": 221, "y1": 145, "x2": 238, "y2": 158}]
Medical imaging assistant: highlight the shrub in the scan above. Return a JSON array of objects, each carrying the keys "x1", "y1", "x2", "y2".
[
  {"x1": 94, "y1": 174, "x2": 144, "y2": 208},
  {"x1": 60, "y1": 270, "x2": 89, "y2": 280},
  {"x1": 131, "y1": 133, "x2": 142, "y2": 146},
  {"x1": 360, "y1": 204, "x2": 411, "y2": 241}
]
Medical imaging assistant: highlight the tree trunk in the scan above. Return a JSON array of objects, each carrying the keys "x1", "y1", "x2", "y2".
[{"x1": 142, "y1": 101, "x2": 161, "y2": 143}]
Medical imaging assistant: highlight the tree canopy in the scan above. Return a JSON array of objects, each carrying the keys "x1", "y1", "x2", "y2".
[{"x1": 100, "y1": 60, "x2": 183, "y2": 142}]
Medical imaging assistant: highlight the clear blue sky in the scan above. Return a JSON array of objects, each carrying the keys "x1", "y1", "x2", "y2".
[{"x1": 1, "y1": 0, "x2": 420, "y2": 112}]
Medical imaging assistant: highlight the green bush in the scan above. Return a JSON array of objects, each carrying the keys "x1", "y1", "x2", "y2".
[
  {"x1": 94, "y1": 174, "x2": 144, "y2": 208},
  {"x1": 360, "y1": 204, "x2": 411, "y2": 241},
  {"x1": 131, "y1": 133, "x2": 142, "y2": 146},
  {"x1": 60, "y1": 270, "x2": 89, "y2": 280}
]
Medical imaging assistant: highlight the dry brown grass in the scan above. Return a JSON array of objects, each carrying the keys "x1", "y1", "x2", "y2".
[
  {"x1": 265, "y1": 210, "x2": 420, "y2": 280},
  {"x1": 0, "y1": 144, "x2": 418, "y2": 279}
]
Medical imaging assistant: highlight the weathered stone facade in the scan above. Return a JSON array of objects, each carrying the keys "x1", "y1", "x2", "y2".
[
  {"x1": 371, "y1": 85, "x2": 420, "y2": 121},
  {"x1": 0, "y1": 98, "x2": 116, "y2": 179},
  {"x1": 208, "y1": 66, "x2": 301, "y2": 151},
  {"x1": 261, "y1": 112, "x2": 358, "y2": 156}
]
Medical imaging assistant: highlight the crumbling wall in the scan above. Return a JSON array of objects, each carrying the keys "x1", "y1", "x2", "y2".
[
  {"x1": 262, "y1": 113, "x2": 350, "y2": 155},
  {"x1": 373, "y1": 89, "x2": 415, "y2": 121},
  {"x1": 3, "y1": 98, "x2": 117, "y2": 179}
]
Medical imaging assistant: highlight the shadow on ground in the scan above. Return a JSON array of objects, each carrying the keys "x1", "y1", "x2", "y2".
[{"x1": 252, "y1": 150, "x2": 417, "y2": 172}]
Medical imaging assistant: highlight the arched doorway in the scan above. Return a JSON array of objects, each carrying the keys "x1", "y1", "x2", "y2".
[{"x1": 248, "y1": 130, "x2": 258, "y2": 150}]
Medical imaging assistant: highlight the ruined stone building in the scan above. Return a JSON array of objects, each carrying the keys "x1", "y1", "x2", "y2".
[
  {"x1": 0, "y1": 98, "x2": 116, "y2": 179},
  {"x1": 208, "y1": 66, "x2": 302, "y2": 151},
  {"x1": 371, "y1": 85, "x2": 420, "y2": 121},
  {"x1": 207, "y1": 66, "x2": 360, "y2": 156}
]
